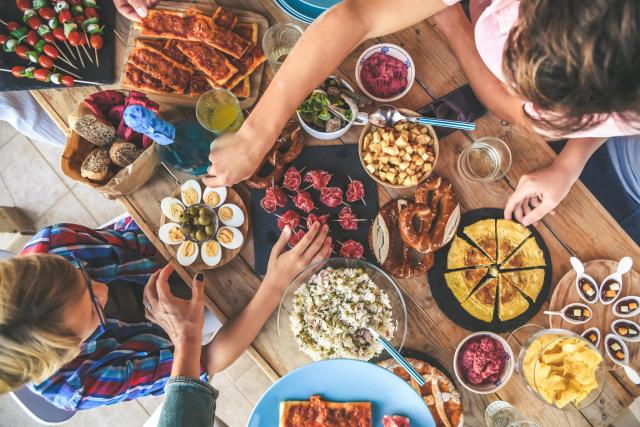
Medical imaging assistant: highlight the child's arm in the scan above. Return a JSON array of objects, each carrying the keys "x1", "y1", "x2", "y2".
[
  {"x1": 203, "y1": 223, "x2": 332, "y2": 374},
  {"x1": 432, "y1": 5, "x2": 527, "y2": 126},
  {"x1": 203, "y1": 0, "x2": 450, "y2": 188}
]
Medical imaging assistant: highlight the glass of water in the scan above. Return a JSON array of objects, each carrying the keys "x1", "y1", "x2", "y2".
[
  {"x1": 262, "y1": 23, "x2": 303, "y2": 72},
  {"x1": 458, "y1": 137, "x2": 512, "y2": 182},
  {"x1": 485, "y1": 401, "x2": 540, "y2": 427}
]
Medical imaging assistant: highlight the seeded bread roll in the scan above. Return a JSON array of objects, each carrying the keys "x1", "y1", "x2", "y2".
[
  {"x1": 68, "y1": 104, "x2": 116, "y2": 147},
  {"x1": 81, "y1": 148, "x2": 112, "y2": 181},
  {"x1": 109, "y1": 141, "x2": 143, "y2": 167}
]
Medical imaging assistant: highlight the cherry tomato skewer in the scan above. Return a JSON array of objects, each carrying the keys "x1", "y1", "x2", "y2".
[{"x1": 0, "y1": 66, "x2": 99, "y2": 86}]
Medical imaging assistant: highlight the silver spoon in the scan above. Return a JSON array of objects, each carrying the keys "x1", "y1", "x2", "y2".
[{"x1": 368, "y1": 105, "x2": 476, "y2": 131}]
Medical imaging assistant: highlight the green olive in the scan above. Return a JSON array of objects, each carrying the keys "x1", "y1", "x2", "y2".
[
  {"x1": 205, "y1": 224, "x2": 215, "y2": 236},
  {"x1": 199, "y1": 207, "x2": 207, "y2": 216},
  {"x1": 178, "y1": 213, "x2": 189, "y2": 223},
  {"x1": 195, "y1": 229, "x2": 207, "y2": 242},
  {"x1": 188, "y1": 207, "x2": 198, "y2": 216},
  {"x1": 181, "y1": 224, "x2": 193, "y2": 235},
  {"x1": 198, "y1": 215, "x2": 212, "y2": 226},
  {"x1": 189, "y1": 230, "x2": 198, "y2": 240}
]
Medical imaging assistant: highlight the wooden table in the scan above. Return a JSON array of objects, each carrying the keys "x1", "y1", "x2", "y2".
[{"x1": 30, "y1": 1, "x2": 640, "y2": 425}]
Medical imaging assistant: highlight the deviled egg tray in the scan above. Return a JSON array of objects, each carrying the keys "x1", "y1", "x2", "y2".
[{"x1": 159, "y1": 179, "x2": 250, "y2": 269}]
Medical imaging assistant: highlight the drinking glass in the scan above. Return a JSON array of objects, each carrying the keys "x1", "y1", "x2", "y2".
[
  {"x1": 458, "y1": 137, "x2": 512, "y2": 182},
  {"x1": 262, "y1": 23, "x2": 303, "y2": 72},
  {"x1": 485, "y1": 401, "x2": 540, "y2": 427},
  {"x1": 196, "y1": 88, "x2": 244, "y2": 134}
]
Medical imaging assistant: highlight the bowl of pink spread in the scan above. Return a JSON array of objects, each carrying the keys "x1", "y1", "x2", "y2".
[
  {"x1": 453, "y1": 331, "x2": 514, "y2": 394},
  {"x1": 355, "y1": 43, "x2": 415, "y2": 102}
]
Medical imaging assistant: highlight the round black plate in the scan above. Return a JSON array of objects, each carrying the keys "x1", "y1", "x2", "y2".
[{"x1": 428, "y1": 208, "x2": 552, "y2": 333}]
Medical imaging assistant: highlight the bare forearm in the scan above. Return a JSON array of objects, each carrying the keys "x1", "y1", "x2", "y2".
[
  {"x1": 243, "y1": 0, "x2": 449, "y2": 156},
  {"x1": 171, "y1": 338, "x2": 202, "y2": 379},
  {"x1": 203, "y1": 277, "x2": 281, "y2": 374},
  {"x1": 553, "y1": 137, "x2": 607, "y2": 180},
  {"x1": 433, "y1": 6, "x2": 525, "y2": 125}
]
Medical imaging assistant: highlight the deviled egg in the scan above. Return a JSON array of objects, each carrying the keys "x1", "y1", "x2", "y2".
[
  {"x1": 216, "y1": 226, "x2": 244, "y2": 250},
  {"x1": 201, "y1": 240, "x2": 222, "y2": 267},
  {"x1": 177, "y1": 240, "x2": 199, "y2": 266},
  {"x1": 181, "y1": 179, "x2": 202, "y2": 206},
  {"x1": 161, "y1": 197, "x2": 185, "y2": 222},
  {"x1": 159, "y1": 223, "x2": 185, "y2": 245},
  {"x1": 203, "y1": 186, "x2": 227, "y2": 208},
  {"x1": 218, "y1": 203, "x2": 245, "y2": 227}
]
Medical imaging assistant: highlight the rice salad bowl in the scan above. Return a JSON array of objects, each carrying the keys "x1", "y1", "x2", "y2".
[{"x1": 279, "y1": 258, "x2": 407, "y2": 364}]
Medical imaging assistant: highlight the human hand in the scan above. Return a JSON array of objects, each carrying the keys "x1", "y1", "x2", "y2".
[
  {"x1": 202, "y1": 128, "x2": 266, "y2": 188},
  {"x1": 504, "y1": 163, "x2": 578, "y2": 226},
  {"x1": 114, "y1": 0, "x2": 159, "y2": 22},
  {"x1": 143, "y1": 264, "x2": 205, "y2": 346},
  {"x1": 264, "y1": 223, "x2": 333, "y2": 294}
]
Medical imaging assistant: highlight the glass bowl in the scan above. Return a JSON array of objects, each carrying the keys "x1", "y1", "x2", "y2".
[
  {"x1": 180, "y1": 203, "x2": 219, "y2": 243},
  {"x1": 277, "y1": 257, "x2": 407, "y2": 366},
  {"x1": 516, "y1": 328, "x2": 606, "y2": 410}
]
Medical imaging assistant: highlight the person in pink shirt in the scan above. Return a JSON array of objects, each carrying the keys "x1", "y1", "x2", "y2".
[{"x1": 203, "y1": 0, "x2": 639, "y2": 241}]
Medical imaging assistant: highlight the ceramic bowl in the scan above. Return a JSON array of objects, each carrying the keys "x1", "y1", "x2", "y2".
[{"x1": 355, "y1": 43, "x2": 415, "y2": 102}]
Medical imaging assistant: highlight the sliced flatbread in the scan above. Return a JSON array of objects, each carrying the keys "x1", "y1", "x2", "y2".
[
  {"x1": 445, "y1": 268, "x2": 488, "y2": 303},
  {"x1": 500, "y1": 268, "x2": 545, "y2": 301},
  {"x1": 233, "y1": 22, "x2": 259, "y2": 44},
  {"x1": 461, "y1": 277, "x2": 497, "y2": 323},
  {"x1": 498, "y1": 275, "x2": 530, "y2": 321},
  {"x1": 463, "y1": 219, "x2": 497, "y2": 262},
  {"x1": 501, "y1": 237, "x2": 545, "y2": 269},
  {"x1": 447, "y1": 236, "x2": 493, "y2": 269},
  {"x1": 496, "y1": 219, "x2": 531, "y2": 264},
  {"x1": 280, "y1": 396, "x2": 371, "y2": 427}
]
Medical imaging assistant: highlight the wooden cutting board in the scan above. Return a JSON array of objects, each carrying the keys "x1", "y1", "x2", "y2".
[
  {"x1": 549, "y1": 259, "x2": 640, "y2": 369},
  {"x1": 119, "y1": 1, "x2": 268, "y2": 108}
]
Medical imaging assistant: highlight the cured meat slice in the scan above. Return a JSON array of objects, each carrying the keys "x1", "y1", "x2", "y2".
[
  {"x1": 292, "y1": 190, "x2": 315, "y2": 213},
  {"x1": 346, "y1": 179, "x2": 365, "y2": 203},
  {"x1": 306, "y1": 213, "x2": 329, "y2": 228},
  {"x1": 304, "y1": 170, "x2": 331, "y2": 190},
  {"x1": 277, "y1": 210, "x2": 301, "y2": 230},
  {"x1": 339, "y1": 240, "x2": 364, "y2": 259},
  {"x1": 320, "y1": 187, "x2": 343, "y2": 208},
  {"x1": 282, "y1": 166, "x2": 302, "y2": 191},
  {"x1": 337, "y1": 206, "x2": 359, "y2": 230},
  {"x1": 288, "y1": 229, "x2": 306, "y2": 247},
  {"x1": 266, "y1": 185, "x2": 287, "y2": 208}
]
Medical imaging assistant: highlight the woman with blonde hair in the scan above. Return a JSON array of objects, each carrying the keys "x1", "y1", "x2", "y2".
[{"x1": 0, "y1": 218, "x2": 331, "y2": 409}]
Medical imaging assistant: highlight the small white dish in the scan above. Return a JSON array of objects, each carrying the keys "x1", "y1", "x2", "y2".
[
  {"x1": 545, "y1": 302, "x2": 592, "y2": 325},
  {"x1": 453, "y1": 331, "x2": 514, "y2": 394},
  {"x1": 355, "y1": 43, "x2": 415, "y2": 103},
  {"x1": 613, "y1": 296, "x2": 640, "y2": 318},
  {"x1": 611, "y1": 319, "x2": 640, "y2": 342},
  {"x1": 570, "y1": 257, "x2": 599, "y2": 304},
  {"x1": 599, "y1": 257, "x2": 632, "y2": 305},
  {"x1": 582, "y1": 327, "x2": 601, "y2": 347},
  {"x1": 604, "y1": 333, "x2": 640, "y2": 384}
]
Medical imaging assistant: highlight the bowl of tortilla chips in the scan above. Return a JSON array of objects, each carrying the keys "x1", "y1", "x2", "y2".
[{"x1": 517, "y1": 328, "x2": 606, "y2": 410}]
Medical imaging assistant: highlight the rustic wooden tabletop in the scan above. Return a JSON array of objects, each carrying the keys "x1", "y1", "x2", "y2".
[{"x1": 29, "y1": 0, "x2": 640, "y2": 425}]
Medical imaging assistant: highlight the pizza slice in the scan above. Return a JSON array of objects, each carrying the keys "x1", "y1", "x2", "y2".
[
  {"x1": 280, "y1": 395, "x2": 372, "y2": 427},
  {"x1": 208, "y1": 22, "x2": 251, "y2": 59},
  {"x1": 122, "y1": 64, "x2": 174, "y2": 94},
  {"x1": 233, "y1": 22, "x2": 259, "y2": 44},
  {"x1": 500, "y1": 268, "x2": 545, "y2": 301},
  {"x1": 175, "y1": 41, "x2": 238, "y2": 85},
  {"x1": 212, "y1": 6, "x2": 237, "y2": 30},
  {"x1": 461, "y1": 276, "x2": 497, "y2": 323},
  {"x1": 496, "y1": 219, "x2": 531, "y2": 264},
  {"x1": 497, "y1": 275, "x2": 530, "y2": 321},
  {"x1": 445, "y1": 267, "x2": 488, "y2": 304},
  {"x1": 501, "y1": 237, "x2": 545, "y2": 269},
  {"x1": 447, "y1": 236, "x2": 493, "y2": 270},
  {"x1": 224, "y1": 44, "x2": 267, "y2": 89},
  {"x1": 140, "y1": 9, "x2": 213, "y2": 41},
  {"x1": 129, "y1": 40, "x2": 193, "y2": 92},
  {"x1": 463, "y1": 219, "x2": 497, "y2": 262}
]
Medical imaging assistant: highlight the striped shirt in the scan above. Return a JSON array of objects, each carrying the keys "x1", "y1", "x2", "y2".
[{"x1": 19, "y1": 218, "x2": 206, "y2": 410}]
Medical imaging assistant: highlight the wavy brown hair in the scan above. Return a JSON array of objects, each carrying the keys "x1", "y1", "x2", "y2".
[
  {"x1": 503, "y1": 0, "x2": 640, "y2": 134},
  {"x1": 0, "y1": 254, "x2": 84, "y2": 393}
]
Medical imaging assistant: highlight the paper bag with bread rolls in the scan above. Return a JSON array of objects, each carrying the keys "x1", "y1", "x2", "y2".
[{"x1": 62, "y1": 103, "x2": 160, "y2": 199}]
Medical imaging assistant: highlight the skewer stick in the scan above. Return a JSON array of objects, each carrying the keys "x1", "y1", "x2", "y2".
[
  {"x1": 52, "y1": 41, "x2": 72, "y2": 63},
  {"x1": 53, "y1": 64, "x2": 82, "y2": 79},
  {"x1": 333, "y1": 218, "x2": 367, "y2": 222},
  {"x1": 75, "y1": 46, "x2": 85, "y2": 67},
  {"x1": 56, "y1": 54, "x2": 78, "y2": 69},
  {"x1": 74, "y1": 79, "x2": 102, "y2": 85},
  {"x1": 113, "y1": 29, "x2": 126, "y2": 45},
  {"x1": 80, "y1": 44, "x2": 94, "y2": 64},
  {"x1": 0, "y1": 19, "x2": 7, "y2": 26},
  {"x1": 95, "y1": 49, "x2": 99, "y2": 67},
  {"x1": 64, "y1": 42, "x2": 78, "y2": 61}
]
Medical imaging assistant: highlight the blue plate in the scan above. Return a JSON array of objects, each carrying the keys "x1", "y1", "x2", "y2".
[
  {"x1": 248, "y1": 359, "x2": 435, "y2": 426},
  {"x1": 274, "y1": 0, "x2": 319, "y2": 23},
  {"x1": 298, "y1": 0, "x2": 341, "y2": 9}
]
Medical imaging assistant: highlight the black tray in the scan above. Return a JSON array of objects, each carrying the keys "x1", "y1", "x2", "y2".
[
  {"x1": 0, "y1": 0, "x2": 116, "y2": 92},
  {"x1": 428, "y1": 208, "x2": 552, "y2": 333},
  {"x1": 250, "y1": 144, "x2": 380, "y2": 275}
]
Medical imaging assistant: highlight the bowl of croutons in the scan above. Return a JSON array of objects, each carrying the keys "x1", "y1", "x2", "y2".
[{"x1": 358, "y1": 109, "x2": 438, "y2": 188}]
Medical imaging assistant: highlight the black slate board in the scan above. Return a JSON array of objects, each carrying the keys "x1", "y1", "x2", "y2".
[
  {"x1": 0, "y1": 0, "x2": 116, "y2": 92},
  {"x1": 428, "y1": 208, "x2": 552, "y2": 333},
  {"x1": 250, "y1": 144, "x2": 379, "y2": 275}
]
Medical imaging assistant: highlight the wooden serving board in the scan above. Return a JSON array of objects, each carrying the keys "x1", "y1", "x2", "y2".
[
  {"x1": 119, "y1": 1, "x2": 268, "y2": 108},
  {"x1": 549, "y1": 259, "x2": 640, "y2": 369},
  {"x1": 160, "y1": 185, "x2": 250, "y2": 270}
]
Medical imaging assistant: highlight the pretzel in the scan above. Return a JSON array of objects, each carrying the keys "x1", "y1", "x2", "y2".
[
  {"x1": 399, "y1": 176, "x2": 458, "y2": 253},
  {"x1": 245, "y1": 121, "x2": 304, "y2": 189},
  {"x1": 369, "y1": 199, "x2": 434, "y2": 279}
]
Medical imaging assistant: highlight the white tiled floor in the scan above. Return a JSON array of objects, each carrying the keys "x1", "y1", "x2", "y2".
[{"x1": 0, "y1": 119, "x2": 271, "y2": 426}]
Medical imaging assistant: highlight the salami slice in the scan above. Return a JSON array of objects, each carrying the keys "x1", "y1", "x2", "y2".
[
  {"x1": 337, "y1": 206, "x2": 358, "y2": 230},
  {"x1": 292, "y1": 190, "x2": 315, "y2": 213},
  {"x1": 307, "y1": 213, "x2": 329, "y2": 228},
  {"x1": 282, "y1": 166, "x2": 302, "y2": 191},
  {"x1": 339, "y1": 239, "x2": 364, "y2": 259},
  {"x1": 303, "y1": 170, "x2": 332, "y2": 190},
  {"x1": 319, "y1": 187, "x2": 343, "y2": 208},
  {"x1": 346, "y1": 179, "x2": 365, "y2": 203},
  {"x1": 277, "y1": 210, "x2": 301, "y2": 230},
  {"x1": 265, "y1": 185, "x2": 287, "y2": 208}
]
